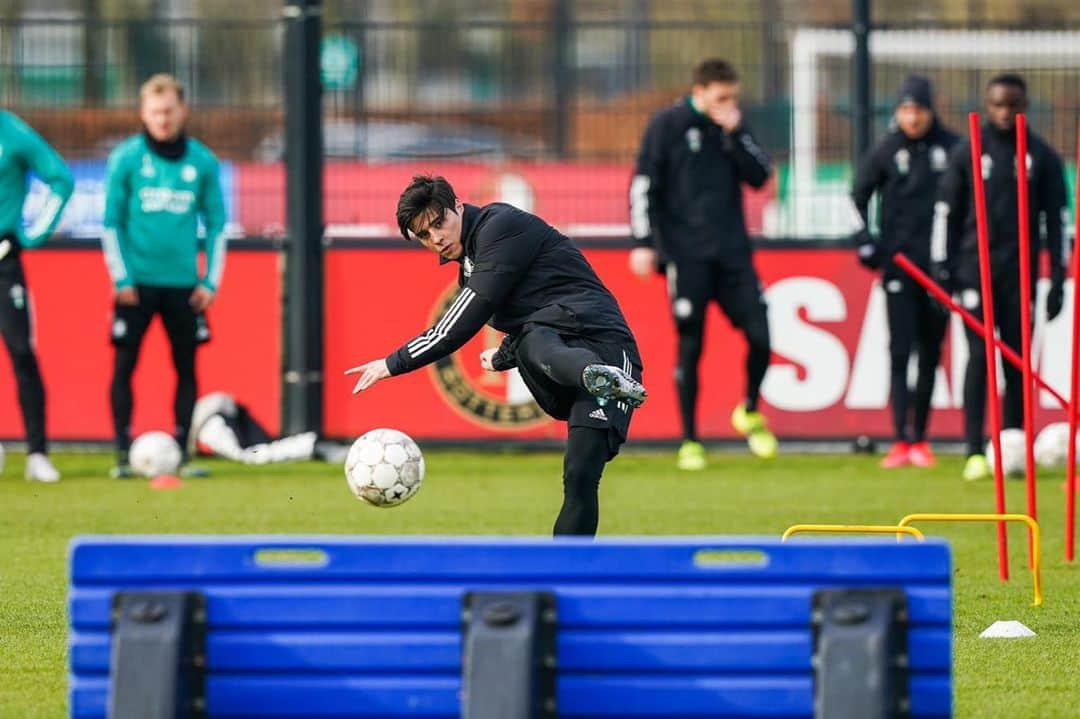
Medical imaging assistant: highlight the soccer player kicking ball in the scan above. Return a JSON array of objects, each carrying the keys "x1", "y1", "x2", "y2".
[{"x1": 346, "y1": 175, "x2": 646, "y2": 537}]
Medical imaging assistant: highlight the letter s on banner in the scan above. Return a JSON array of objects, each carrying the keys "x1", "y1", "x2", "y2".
[{"x1": 762, "y1": 277, "x2": 849, "y2": 411}]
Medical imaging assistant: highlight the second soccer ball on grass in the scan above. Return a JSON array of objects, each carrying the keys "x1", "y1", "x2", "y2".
[{"x1": 129, "y1": 431, "x2": 183, "y2": 478}]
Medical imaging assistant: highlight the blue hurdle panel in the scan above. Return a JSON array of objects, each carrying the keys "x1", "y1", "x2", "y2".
[{"x1": 69, "y1": 537, "x2": 952, "y2": 718}]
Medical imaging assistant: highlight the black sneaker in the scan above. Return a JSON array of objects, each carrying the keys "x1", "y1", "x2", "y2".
[{"x1": 582, "y1": 364, "x2": 647, "y2": 408}]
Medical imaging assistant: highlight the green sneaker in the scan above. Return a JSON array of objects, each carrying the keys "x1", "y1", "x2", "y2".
[
  {"x1": 677, "y1": 440, "x2": 707, "y2": 471},
  {"x1": 731, "y1": 403, "x2": 765, "y2": 434},
  {"x1": 731, "y1": 404, "x2": 777, "y2": 458},
  {"x1": 747, "y1": 429, "x2": 779, "y2": 459},
  {"x1": 963, "y1": 454, "x2": 991, "y2": 482}
]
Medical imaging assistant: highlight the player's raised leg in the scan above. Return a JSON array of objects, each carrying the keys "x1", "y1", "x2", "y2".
[{"x1": 516, "y1": 326, "x2": 646, "y2": 409}]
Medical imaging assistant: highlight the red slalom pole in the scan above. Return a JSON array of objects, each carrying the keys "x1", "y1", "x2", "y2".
[
  {"x1": 969, "y1": 112, "x2": 1009, "y2": 582},
  {"x1": 1015, "y1": 115, "x2": 1037, "y2": 567},
  {"x1": 893, "y1": 254, "x2": 1070, "y2": 411},
  {"x1": 1066, "y1": 122, "x2": 1080, "y2": 562}
]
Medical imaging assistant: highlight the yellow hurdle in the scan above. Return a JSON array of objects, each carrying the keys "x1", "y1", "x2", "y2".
[
  {"x1": 781, "y1": 524, "x2": 925, "y2": 542},
  {"x1": 897, "y1": 513, "x2": 1043, "y2": 607}
]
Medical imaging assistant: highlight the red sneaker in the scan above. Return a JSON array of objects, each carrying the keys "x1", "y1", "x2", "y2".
[
  {"x1": 908, "y1": 441, "x2": 936, "y2": 468},
  {"x1": 879, "y1": 442, "x2": 911, "y2": 469}
]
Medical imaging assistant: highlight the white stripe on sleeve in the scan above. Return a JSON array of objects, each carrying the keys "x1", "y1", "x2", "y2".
[
  {"x1": 101, "y1": 228, "x2": 129, "y2": 283},
  {"x1": 629, "y1": 175, "x2": 651, "y2": 240},
  {"x1": 23, "y1": 192, "x2": 64, "y2": 241},
  {"x1": 930, "y1": 201, "x2": 950, "y2": 263},
  {"x1": 207, "y1": 231, "x2": 228, "y2": 288},
  {"x1": 408, "y1": 288, "x2": 477, "y2": 358},
  {"x1": 408, "y1": 288, "x2": 475, "y2": 352}
]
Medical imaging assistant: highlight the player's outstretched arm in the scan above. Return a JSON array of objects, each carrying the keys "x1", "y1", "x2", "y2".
[
  {"x1": 345, "y1": 359, "x2": 390, "y2": 394},
  {"x1": 346, "y1": 286, "x2": 495, "y2": 395}
]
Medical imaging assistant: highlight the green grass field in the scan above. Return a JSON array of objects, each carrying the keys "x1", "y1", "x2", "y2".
[{"x1": 2, "y1": 448, "x2": 1079, "y2": 718}]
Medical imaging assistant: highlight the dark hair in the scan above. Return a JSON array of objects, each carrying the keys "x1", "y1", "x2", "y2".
[
  {"x1": 987, "y1": 73, "x2": 1027, "y2": 95},
  {"x1": 692, "y1": 58, "x2": 738, "y2": 87},
  {"x1": 396, "y1": 175, "x2": 458, "y2": 241}
]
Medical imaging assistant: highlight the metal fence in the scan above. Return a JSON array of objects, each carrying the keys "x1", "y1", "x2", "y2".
[{"x1": 3, "y1": 8, "x2": 1079, "y2": 240}]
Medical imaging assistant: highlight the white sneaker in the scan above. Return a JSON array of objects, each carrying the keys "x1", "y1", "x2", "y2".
[{"x1": 25, "y1": 453, "x2": 61, "y2": 483}]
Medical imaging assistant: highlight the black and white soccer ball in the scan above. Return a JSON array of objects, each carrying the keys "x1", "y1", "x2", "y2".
[{"x1": 344, "y1": 428, "x2": 424, "y2": 507}]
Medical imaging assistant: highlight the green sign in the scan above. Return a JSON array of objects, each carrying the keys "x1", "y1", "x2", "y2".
[{"x1": 320, "y1": 35, "x2": 359, "y2": 90}]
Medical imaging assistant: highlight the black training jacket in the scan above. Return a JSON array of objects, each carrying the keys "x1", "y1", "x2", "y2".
[
  {"x1": 851, "y1": 120, "x2": 960, "y2": 273},
  {"x1": 630, "y1": 96, "x2": 771, "y2": 266},
  {"x1": 935, "y1": 122, "x2": 1067, "y2": 287},
  {"x1": 386, "y1": 203, "x2": 635, "y2": 376}
]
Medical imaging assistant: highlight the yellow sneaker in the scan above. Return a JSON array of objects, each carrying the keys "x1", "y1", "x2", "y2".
[
  {"x1": 731, "y1": 404, "x2": 778, "y2": 459},
  {"x1": 677, "y1": 440, "x2": 707, "y2": 471},
  {"x1": 963, "y1": 454, "x2": 991, "y2": 482},
  {"x1": 747, "y1": 429, "x2": 778, "y2": 459}
]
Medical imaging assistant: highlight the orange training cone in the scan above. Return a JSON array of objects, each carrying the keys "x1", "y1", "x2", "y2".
[{"x1": 149, "y1": 474, "x2": 183, "y2": 490}]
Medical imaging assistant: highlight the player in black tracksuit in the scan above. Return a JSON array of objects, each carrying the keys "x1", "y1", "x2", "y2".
[
  {"x1": 851, "y1": 76, "x2": 959, "y2": 469},
  {"x1": 629, "y1": 58, "x2": 774, "y2": 469},
  {"x1": 932, "y1": 74, "x2": 1068, "y2": 480},
  {"x1": 346, "y1": 175, "x2": 646, "y2": 537}
]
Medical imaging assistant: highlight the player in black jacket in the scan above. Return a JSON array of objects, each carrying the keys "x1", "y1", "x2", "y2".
[
  {"x1": 932, "y1": 74, "x2": 1068, "y2": 481},
  {"x1": 629, "y1": 58, "x2": 774, "y2": 470},
  {"x1": 851, "y1": 76, "x2": 959, "y2": 469},
  {"x1": 346, "y1": 175, "x2": 646, "y2": 536}
]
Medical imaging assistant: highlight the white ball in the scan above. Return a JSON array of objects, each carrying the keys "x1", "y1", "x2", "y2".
[
  {"x1": 0, "y1": 441, "x2": 5, "y2": 475},
  {"x1": 344, "y1": 428, "x2": 424, "y2": 508},
  {"x1": 130, "y1": 431, "x2": 183, "y2": 478},
  {"x1": 986, "y1": 428, "x2": 1029, "y2": 478},
  {"x1": 1034, "y1": 422, "x2": 1080, "y2": 469}
]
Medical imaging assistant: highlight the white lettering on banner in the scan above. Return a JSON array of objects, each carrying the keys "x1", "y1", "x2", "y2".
[
  {"x1": 845, "y1": 280, "x2": 889, "y2": 409},
  {"x1": 137, "y1": 187, "x2": 196, "y2": 214},
  {"x1": 766, "y1": 276, "x2": 1074, "y2": 414},
  {"x1": 762, "y1": 277, "x2": 849, "y2": 411}
]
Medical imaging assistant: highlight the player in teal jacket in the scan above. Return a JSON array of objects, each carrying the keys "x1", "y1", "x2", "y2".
[
  {"x1": 103, "y1": 74, "x2": 227, "y2": 478},
  {"x1": 0, "y1": 110, "x2": 73, "y2": 482}
]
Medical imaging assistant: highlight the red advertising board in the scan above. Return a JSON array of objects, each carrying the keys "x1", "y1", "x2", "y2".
[
  {"x1": 0, "y1": 248, "x2": 281, "y2": 441},
  {"x1": 1, "y1": 245, "x2": 1072, "y2": 443}
]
